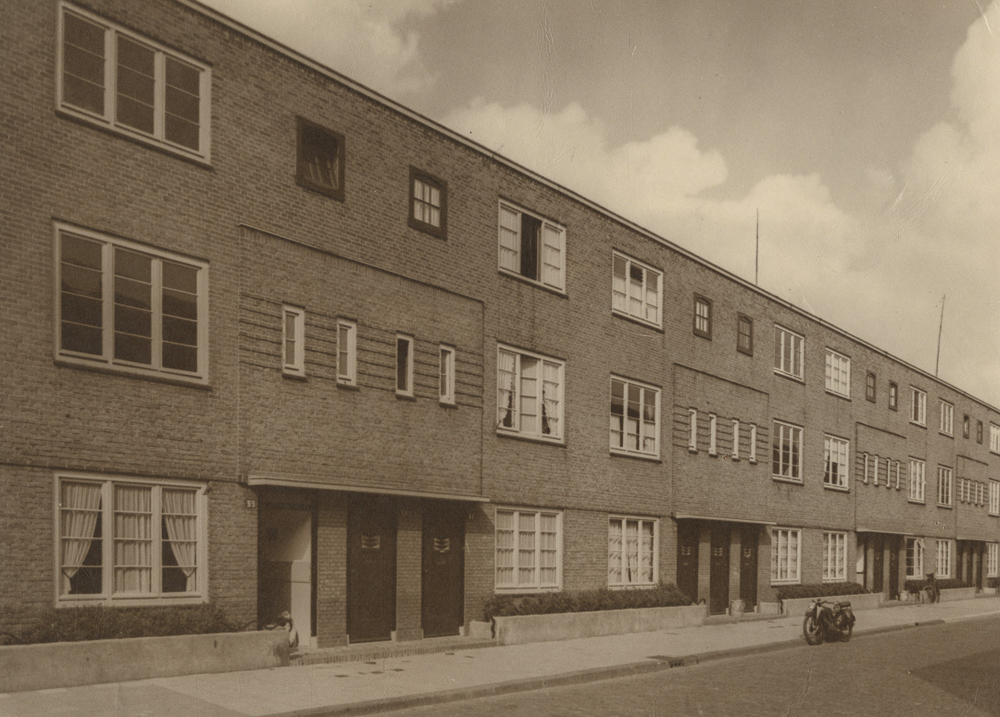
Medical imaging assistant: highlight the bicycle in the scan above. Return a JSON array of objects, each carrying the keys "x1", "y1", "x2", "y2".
[{"x1": 921, "y1": 572, "x2": 940, "y2": 604}]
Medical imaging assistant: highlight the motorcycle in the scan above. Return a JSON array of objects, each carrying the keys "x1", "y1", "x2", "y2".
[{"x1": 802, "y1": 598, "x2": 855, "y2": 645}]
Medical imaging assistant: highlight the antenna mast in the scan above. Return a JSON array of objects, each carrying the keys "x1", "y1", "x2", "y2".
[
  {"x1": 755, "y1": 209, "x2": 759, "y2": 285},
  {"x1": 935, "y1": 295, "x2": 946, "y2": 376}
]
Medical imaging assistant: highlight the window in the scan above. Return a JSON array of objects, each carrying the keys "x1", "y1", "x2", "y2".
[
  {"x1": 439, "y1": 345, "x2": 456, "y2": 404},
  {"x1": 865, "y1": 372, "x2": 876, "y2": 402},
  {"x1": 823, "y1": 532, "x2": 847, "y2": 582},
  {"x1": 989, "y1": 544, "x2": 999, "y2": 578},
  {"x1": 295, "y1": 117, "x2": 345, "y2": 200},
  {"x1": 749, "y1": 424, "x2": 758, "y2": 463},
  {"x1": 774, "y1": 325, "x2": 804, "y2": 380},
  {"x1": 688, "y1": 408, "x2": 698, "y2": 452},
  {"x1": 732, "y1": 419, "x2": 740, "y2": 460},
  {"x1": 612, "y1": 252, "x2": 661, "y2": 327},
  {"x1": 608, "y1": 517, "x2": 657, "y2": 588},
  {"x1": 337, "y1": 320, "x2": 357, "y2": 386},
  {"x1": 939, "y1": 401, "x2": 954, "y2": 436},
  {"x1": 495, "y1": 509, "x2": 560, "y2": 591},
  {"x1": 497, "y1": 346, "x2": 564, "y2": 441},
  {"x1": 905, "y1": 538, "x2": 924, "y2": 578},
  {"x1": 396, "y1": 335, "x2": 414, "y2": 396},
  {"x1": 56, "y1": 224, "x2": 207, "y2": 382},
  {"x1": 910, "y1": 387, "x2": 927, "y2": 426},
  {"x1": 990, "y1": 481, "x2": 999, "y2": 516},
  {"x1": 936, "y1": 539, "x2": 952, "y2": 578},
  {"x1": 991, "y1": 424, "x2": 1000, "y2": 453},
  {"x1": 824, "y1": 436, "x2": 849, "y2": 489},
  {"x1": 862, "y1": 453, "x2": 871, "y2": 484},
  {"x1": 498, "y1": 201, "x2": 565, "y2": 291},
  {"x1": 772, "y1": 421, "x2": 802, "y2": 482},
  {"x1": 771, "y1": 528, "x2": 801, "y2": 584},
  {"x1": 894, "y1": 461, "x2": 902, "y2": 490},
  {"x1": 737, "y1": 315, "x2": 754, "y2": 355},
  {"x1": 281, "y1": 306, "x2": 305, "y2": 376},
  {"x1": 977, "y1": 420, "x2": 984, "y2": 443},
  {"x1": 908, "y1": 459, "x2": 926, "y2": 503},
  {"x1": 57, "y1": 475, "x2": 204, "y2": 604},
  {"x1": 889, "y1": 382, "x2": 898, "y2": 411},
  {"x1": 937, "y1": 466, "x2": 953, "y2": 506},
  {"x1": 609, "y1": 377, "x2": 659, "y2": 457},
  {"x1": 58, "y1": 4, "x2": 211, "y2": 160},
  {"x1": 872, "y1": 454, "x2": 880, "y2": 486},
  {"x1": 963, "y1": 415, "x2": 971, "y2": 439},
  {"x1": 825, "y1": 350, "x2": 851, "y2": 397},
  {"x1": 693, "y1": 296, "x2": 712, "y2": 339},
  {"x1": 708, "y1": 414, "x2": 718, "y2": 456},
  {"x1": 409, "y1": 168, "x2": 446, "y2": 238}
]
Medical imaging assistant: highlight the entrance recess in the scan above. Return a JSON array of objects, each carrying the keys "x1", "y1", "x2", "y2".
[
  {"x1": 888, "y1": 535, "x2": 900, "y2": 600},
  {"x1": 709, "y1": 523, "x2": 730, "y2": 615},
  {"x1": 676, "y1": 522, "x2": 699, "y2": 603},
  {"x1": 421, "y1": 505, "x2": 465, "y2": 637},
  {"x1": 347, "y1": 500, "x2": 397, "y2": 643},
  {"x1": 739, "y1": 525, "x2": 758, "y2": 610},
  {"x1": 872, "y1": 534, "x2": 885, "y2": 594},
  {"x1": 258, "y1": 503, "x2": 314, "y2": 647}
]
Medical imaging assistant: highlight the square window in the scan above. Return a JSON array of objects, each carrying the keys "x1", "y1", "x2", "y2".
[
  {"x1": 693, "y1": 296, "x2": 712, "y2": 339},
  {"x1": 439, "y1": 345, "x2": 456, "y2": 404},
  {"x1": 497, "y1": 345, "x2": 564, "y2": 442},
  {"x1": 825, "y1": 349, "x2": 851, "y2": 397},
  {"x1": 495, "y1": 508, "x2": 561, "y2": 591},
  {"x1": 396, "y1": 335, "x2": 414, "y2": 396},
  {"x1": 337, "y1": 320, "x2": 357, "y2": 386},
  {"x1": 611, "y1": 252, "x2": 661, "y2": 327},
  {"x1": 937, "y1": 465, "x2": 953, "y2": 506},
  {"x1": 770, "y1": 528, "x2": 801, "y2": 584},
  {"x1": 823, "y1": 435, "x2": 849, "y2": 489},
  {"x1": 908, "y1": 459, "x2": 926, "y2": 503},
  {"x1": 772, "y1": 421, "x2": 802, "y2": 482},
  {"x1": 905, "y1": 538, "x2": 924, "y2": 578},
  {"x1": 822, "y1": 532, "x2": 847, "y2": 582},
  {"x1": 610, "y1": 377, "x2": 660, "y2": 458},
  {"x1": 498, "y1": 201, "x2": 565, "y2": 291},
  {"x1": 939, "y1": 400, "x2": 954, "y2": 436},
  {"x1": 409, "y1": 168, "x2": 447, "y2": 239},
  {"x1": 281, "y1": 306, "x2": 305, "y2": 376},
  {"x1": 889, "y1": 382, "x2": 898, "y2": 411},
  {"x1": 774, "y1": 325, "x2": 804, "y2": 380},
  {"x1": 910, "y1": 387, "x2": 927, "y2": 426},
  {"x1": 608, "y1": 517, "x2": 657, "y2": 588},
  {"x1": 296, "y1": 117, "x2": 345, "y2": 200},
  {"x1": 865, "y1": 372, "x2": 876, "y2": 402},
  {"x1": 737, "y1": 314, "x2": 754, "y2": 355}
]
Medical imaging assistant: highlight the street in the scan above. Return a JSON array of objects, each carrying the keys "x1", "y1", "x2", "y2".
[{"x1": 385, "y1": 617, "x2": 1000, "y2": 717}]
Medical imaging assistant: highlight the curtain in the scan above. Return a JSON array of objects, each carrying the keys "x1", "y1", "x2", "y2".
[
  {"x1": 163, "y1": 488, "x2": 198, "y2": 591},
  {"x1": 541, "y1": 362, "x2": 559, "y2": 437},
  {"x1": 61, "y1": 482, "x2": 102, "y2": 591},
  {"x1": 497, "y1": 350, "x2": 517, "y2": 428},
  {"x1": 114, "y1": 484, "x2": 152, "y2": 593},
  {"x1": 608, "y1": 520, "x2": 623, "y2": 584}
]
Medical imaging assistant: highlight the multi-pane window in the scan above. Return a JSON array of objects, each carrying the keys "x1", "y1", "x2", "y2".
[
  {"x1": 936, "y1": 539, "x2": 952, "y2": 578},
  {"x1": 58, "y1": 476, "x2": 203, "y2": 603},
  {"x1": 498, "y1": 202, "x2": 566, "y2": 291},
  {"x1": 396, "y1": 335, "x2": 414, "y2": 396},
  {"x1": 409, "y1": 168, "x2": 447, "y2": 238},
  {"x1": 281, "y1": 306, "x2": 305, "y2": 376},
  {"x1": 937, "y1": 466, "x2": 953, "y2": 506},
  {"x1": 939, "y1": 401, "x2": 954, "y2": 436},
  {"x1": 825, "y1": 350, "x2": 851, "y2": 397},
  {"x1": 990, "y1": 481, "x2": 1000, "y2": 516},
  {"x1": 824, "y1": 436, "x2": 849, "y2": 489},
  {"x1": 495, "y1": 509, "x2": 560, "y2": 591},
  {"x1": 909, "y1": 459, "x2": 926, "y2": 503},
  {"x1": 59, "y1": 4, "x2": 210, "y2": 160},
  {"x1": 910, "y1": 387, "x2": 927, "y2": 426},
  {"x1": 336, "y1": 320, "x2": 357, "y2": 386},
  {"x1": 865, "y1": 372, "x2": 876, "y2": 402},
  {"x1": 772, "y1": 421, "x2": 802, "y2": 482},
  {"x1": 497, "y1": 346, "x2": 564, "y2": 441},
  {"x1": 771, "y1": 528, "x2": 801, "y2": 584},
  {"x1": 439, "y1": 345, "x2": 456, "y2": 404},
  {"x1": 693, "y1": 297, "x2": 712, "y2": 339},
  {"x1": 612, "y1": 252, "x2": 662, "y2": 327},
  {"x1": 56, "y1": 225, "x2": 206, "y2": 382},
  {"x1": 989, "y1": 544, "x2": 999, "y2": 578},
  {"x1": 737, "y1": 315, "x2": 754, "y2": 355},
  {"x1": 297, "y1": 117, "x2": 345, "y2": 200},
  {"x1": 608, "y1": 517, "x2": 657, "y2": 588},
  {"x1": 991, "y1": 424, "x2": 1000, "y2": 453},
  {"x1": 774, "y1": 325, "x2": 804, "y2": 379},
  {"x1": 905, "y1": 538, "x2": 924, "y2": 578},
  {"x1": 889, "y1": 382, "x2": 898, "y2": 411},
  {"x1": 609, "y1": 377, "x2": 659, "y2": 457},
  {"x1": 823, "y1": 532, "x2": 847, "y2": 582}
]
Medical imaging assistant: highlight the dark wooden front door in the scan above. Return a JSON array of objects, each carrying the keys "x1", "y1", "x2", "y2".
[
  {"x1": 709, "y1": 524, "x2": 730, "y2": 615},
  {"x1": 872, "y1": 534, "x2": 885, "y2": 593},
  {"x1": 739, "y1": 525, "x2": 758, "y2": 610},
  {"x1": 977, "y1": 544, "x2": 985, "y2": 589},
  {"x1": 677, "y1": 522, "x2": 699, "y2": 603},
  {"x1": 888, "y1": 535, "x2": 900, "y2": 599},
  {"x1": 422, "y1": 505, "x2": 464, "y2": 638},
  {"x1": 347, "y1": 500, "x2": 397, "y2": 643}
]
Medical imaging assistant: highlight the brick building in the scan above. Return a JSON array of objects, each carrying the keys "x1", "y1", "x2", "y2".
[{"x1": 3, "y1": 0, "x2": 1000, "y2": 647}]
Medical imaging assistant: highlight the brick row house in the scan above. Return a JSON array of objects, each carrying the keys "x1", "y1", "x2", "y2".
[{"x1": 3, "y1": 0, "x2": 1000, "y2": 647}]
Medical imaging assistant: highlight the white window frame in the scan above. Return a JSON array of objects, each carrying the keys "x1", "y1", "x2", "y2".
[
  {"x1": 494, "y1": 508, "x2": 562, "y2": 592},
  {"x1": 862, "y1": 452, "x2": 870, "y2": 484},
  {"x1": 774, "y1": 325, "x2": 804, "y2": 380},
  {"x1": 281, "y1": 305, "x2": 305, "y2": 376},
  {"x1": 910, "y1": 387, "x2": 927, "y2": 426},
  {"x1": 872, "y1": 454, "x2": 880, "y2": 486},
  {"x1": 894, "y1": 461, "x2": 902, "y2": 490},
  {"x1": 991, "y1": 423, "x2": 1000, "y2": 454},
  {"x1": 749, "y1": 423, "x2": 758, "y2": 463},
  {"x1": 497, "y1": 345, "x2": 565, "y2": 442},
  {"x1": 498, "y1": 201, "x2": 566, "y2": 292},
  {"x1": 732, "y1": 419, "x2": 740, "y2": 460},
  {"x1": 988, "y1": 543, "x2": 999, "y2": 578},
  {"x1": 772, "y1": 421, "x2": 803, "y2": 483},
  {"x1": 688, "y1": 408, "x2": 698, "y2": 453},
  {"x1": 336, "y1": 319, "x2": 357, "y2": 386},
  {"x1": 823, "y1": 435, "x2": 850, "y2": 489},
  {"x1": 57, "y1": 2, "x2": 211, "y2": 162},
  {"x1": 770, "y1": 527, "x2": 801, "y2": 584},
  {"x1": 990, "y1": 480, "x2": 999, "y2": 516},
  {"x1": 905, "y1": 537, "x2": 924, "y2": 579},
  {"x1": 889, "y1": 382, "x2": 899, "y2": 410},
  {"x1": 822, "y1": 532, "x2": 847, "y2": 582},
  {"x1": 395, "y1": 334, "x2": 414, "y2": 397},
  {"x1": 937, "y1": 465, "x2": 953, "y2": 507},
  {"x1": 55, "y1": 473, "x2": 207, "y2": 606},
  {"x1": 609, "y1": 376, "x2": 660, "y2": 458},
  {"x1": 607, "y1": 517, "x2": 658, "y2": 589},
  {"x1": 611, "y1": 251, "x2": 661, "y2": 327},
  {"x1": 54, "y1": 222, "x2": 209, "y2": 384},
  {"x1": 936, "y1": 539, "x2": 952, "y2": 578},
  {"x1": 939, "y1": 400, "x2": 954, "y2": 436},
  {"x1": 708, "y1": 413, "x2": 718, "y2": 456},
  {"x1": 439, "y1": 345, "x2": 456, "y2": 405},
  {"x1": 885, "y1": 457, "x2": 892, "y2": 490},
  {"x1": 824, "y1": 349, "x2": 851, "y2": 398},
  {"x1": 909, "y1": 458, "x2": 926, "y2": 503}
]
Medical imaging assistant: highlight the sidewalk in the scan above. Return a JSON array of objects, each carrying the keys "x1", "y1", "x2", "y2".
[{"x1": 3, "y1": 597, "x2": 999, "y2": 717}]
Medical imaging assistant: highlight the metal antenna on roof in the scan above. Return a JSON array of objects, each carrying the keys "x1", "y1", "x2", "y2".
[
  {"x1": 755, "y1": 209, "x2": 759, "y2": 286},
  {"x1": 935, "y1": 294, "x2": 946, "y2": 376}
]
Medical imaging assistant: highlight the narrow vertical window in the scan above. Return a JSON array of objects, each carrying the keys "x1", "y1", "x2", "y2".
[
  {"x1": 862, "y1": 453, "x2": 870, "y2": 484},
  {"x1": 963, "y1": 415, "x2": 971, "y2": 438},
  {"x1": 939, "y1": 401, "x2": 954, "y2": 436},
  {"x1": 732, "y1": 419, "x2": 740, "y2": 460},
  {"x1": 888, "y1": 382, "x2": 898, "y2": 411},
  {"x1": 281, "y1": 306, "x2": 305, "y2": 376},
  {"x1": 396, "y1": 334, "x2": 414, "y2": 396},
  {"x1": 937, "y1": 540, "x2": 952, "y2": 578},
  {"x1": 688, "y1": 408, "x2": 698, "y2": 452},
  {"x1": 774, "y1": 325, "x2": 804, "y2": 379},
  {"x1": 908, "y1": 459, "x2": 925, "y2": 503},
  {"x1": 990, "y1": 480, "x2": 999, "y2": 516},
  {"x1": 439, "y1": 345, "x2": 456, "y2": 404},
  {"x1": 910, "y1": 387, "x2": 927, "y2": 426},
  {"x1": 409, "y1": 168, "x2": 447, "y2": 238},
  {"x1": 749, "y1": 423, "x2": 758, "y2": 463},
  {"x1": 865, "y1": 372, "x2": 876, "y2": 402},
  {"x1": 978, "y1": 420, "x2": 984, "y2": 444},
  {"x1": 708, "y1": 414, "x2": 718, "y2": 456},
  {"x1": 337, "y1": 320, "x2": 357, "y2": 386},
  {"x1": 937, "y1": 465, "x2": 953, "y2": 506},
  {"x1": 772, "y1": 421, "x2": 802, "y2": 482},
  {"x1": 737, "y1": 315, "x2": 753, "y2": 355},
  {"x1": 693, "y1": 296, "x2": 712, "y2": 339},
  {"x1": 872, "y1": 454, "x2": 879, "y2": 486}
]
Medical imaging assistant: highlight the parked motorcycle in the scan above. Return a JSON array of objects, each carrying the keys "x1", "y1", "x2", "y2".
[{"x1": 802, "y1": 599, "x2": 855, "y2": 644}]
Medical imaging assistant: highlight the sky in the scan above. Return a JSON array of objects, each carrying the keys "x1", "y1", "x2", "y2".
[{"x1": 201, "y1": 0, "x2": 1000, "y2": 408}]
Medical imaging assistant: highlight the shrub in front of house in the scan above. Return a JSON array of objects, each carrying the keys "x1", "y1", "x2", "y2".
[
  {"x1": 482, "y1": 582, "x2": 691, "y2": 621},
  {"x1": 904, "y1": 578, "x2": 970, "y2": 594},
  {"x1": 775, "y1": 583, "x2": 867, "y2": 601}
]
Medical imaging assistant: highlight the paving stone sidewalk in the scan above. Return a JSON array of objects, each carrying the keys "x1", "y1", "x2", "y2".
[{"x1": 3, "y1": 597, "x2": 999, "y2": 717}]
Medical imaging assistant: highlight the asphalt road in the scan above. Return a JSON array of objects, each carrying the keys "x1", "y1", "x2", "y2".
[{"x1": 383, "y1": 617, "x2": 1000, "y2": 717}]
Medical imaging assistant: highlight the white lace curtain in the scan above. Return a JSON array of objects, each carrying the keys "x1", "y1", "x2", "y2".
[
  {"x1": 163, "y1": 489, "x2": 198, "y2": 591},
  {"x1": 114, "y1": 484, "x2": 152, "y2": 593},
  {"x1": 497, "y1": 350, "x2": 517, "y2": 428},
  {"x1": 60, "y1": 482, "x2": 102, "y2": 592}
]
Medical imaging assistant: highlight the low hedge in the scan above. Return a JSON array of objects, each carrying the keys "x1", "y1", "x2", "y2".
[
  {"x1": 988, "y1": 577, "x2": 1000, "y2": 590},
  {"x1": 0, "y1": 603, "x2": 242, "y2": 646},
  {"x1": 483, "y1": 582, "x2": 691, "y2": 621},
  {"x1": 904, "y1": 578, "x2": 970, "y2": 593},
  {"x1": 775, "y1": 583, "x2": 867, "y2": 601}
]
